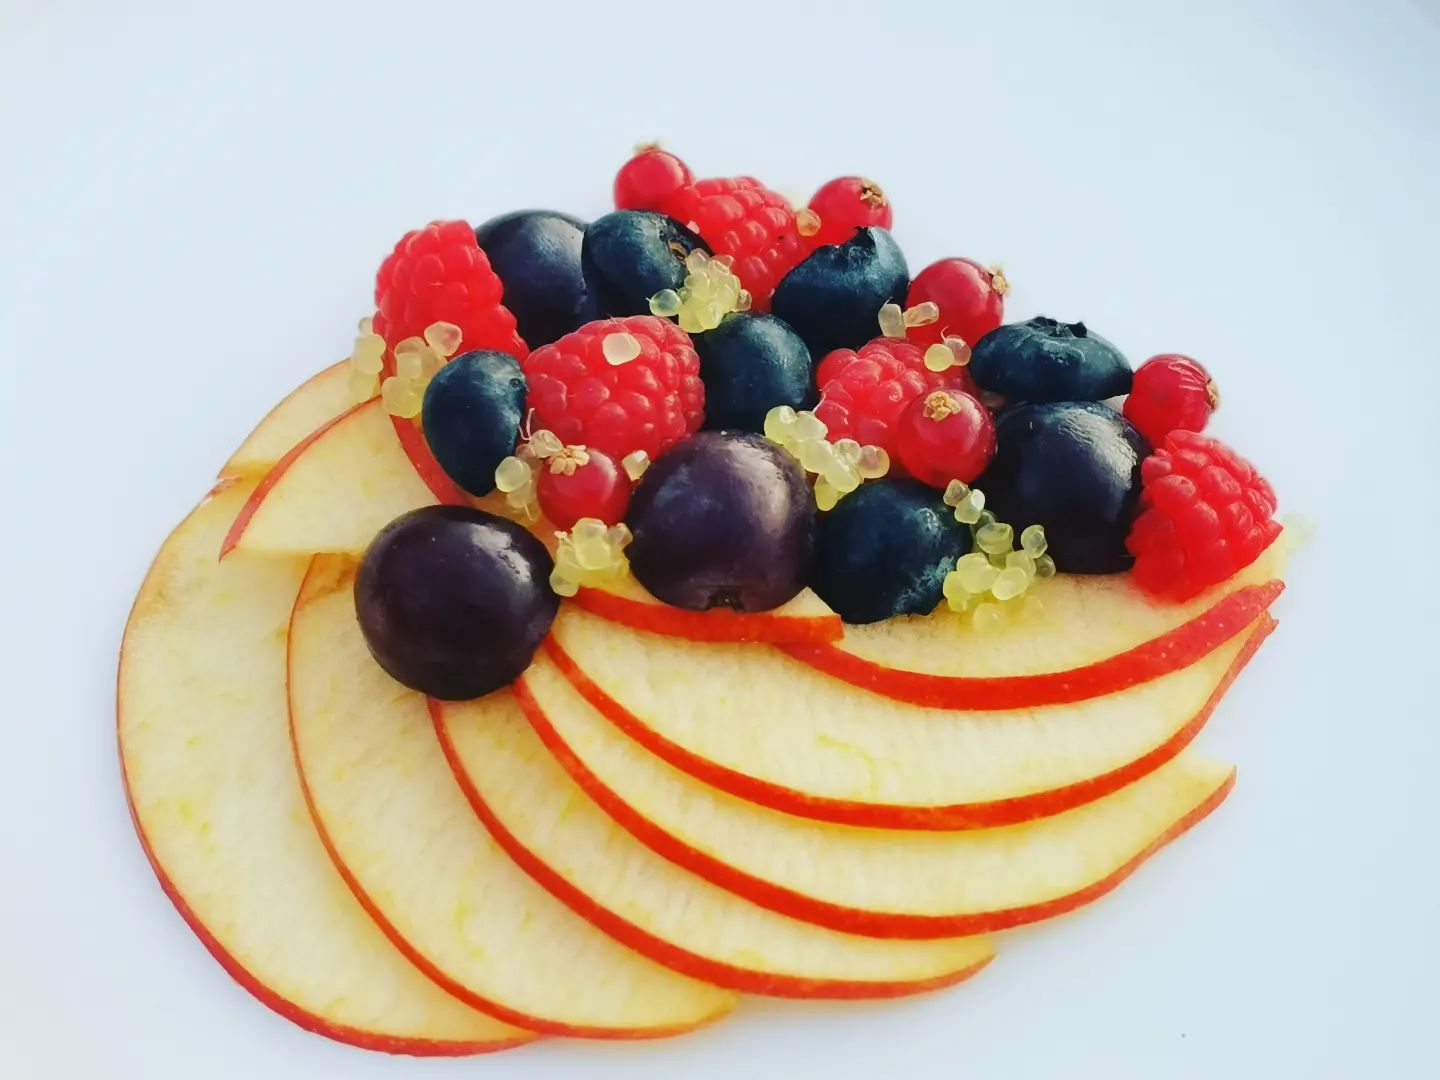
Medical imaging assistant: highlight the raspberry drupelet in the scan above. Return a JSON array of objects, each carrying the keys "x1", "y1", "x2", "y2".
[
  {"x1": 521, "y1": 316, "x2": 704, "y2": 462},
  {"x1": 1126, "y1": 430, "x2": 1281, "y2": 601}
]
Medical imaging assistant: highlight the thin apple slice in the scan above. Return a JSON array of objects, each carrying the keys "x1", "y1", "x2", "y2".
[
  {"x1": 519, "y1": 656, "x2": 1237, "y2": 939},
  {"x1": 219, "y1": 361, "x2": 355, "y2": 478},
  {"x1": 545, "y1": 606, "x2": 1272, "y2": 829},
  {"x1": 783, "y1": 540, "x2": 1287, "y2": 708},
  {"x1": 434, "y1": 692, "x2": 994, "y2": 999},
  {"x1": 573, "y1": 576, "x2": 842, "y2": 644},
  {"x1": 221, "y1": 398, "x2": 436, "y2": 558},
  {"x1": 287, "y1": 556, "x2": 735, "y2": 1037},
  {"x1": 118, "y1": 481, "x2": 532, "y2": 1055}
]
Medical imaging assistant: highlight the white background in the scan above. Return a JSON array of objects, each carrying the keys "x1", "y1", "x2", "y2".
[{"x1": 2, "y1": 1, "x2": 1437, "y2": 1077}]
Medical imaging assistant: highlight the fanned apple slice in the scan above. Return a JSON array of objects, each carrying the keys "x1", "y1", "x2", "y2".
[
  {"x1": 118, "y1": 482, "x2": 532, "y2": 1055},
  {"x1": 573, "y1": 576, "x2": 842, "y2": 644},
  {"x1": 545, "y1": 606, "x2": 1272, "y2": 829},
  {"x1": 287, "y1": 556, "x2": 735, "y2": 1038},
  {"x1": 434, "y1": 693, "x2": 994, "y2": 998},
  {"x1": 219, "y1": 361, "x2": 354, "y2": 478},
  {"x1": 783, "y1": 541, "x2": 1286, "y2": 708},
  {"x1": 519, "y1": 656, "x2": 1237, "y2": 939}
]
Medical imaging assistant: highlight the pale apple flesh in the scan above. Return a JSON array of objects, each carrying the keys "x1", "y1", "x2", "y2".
[
  {"x1": 117, "y1": 481, "x2": 533, "y2": 1055},
  {"x1": 545, "y1": 606, "x2": 1272, "y2": 828},
  {"x1": 783, "y1": 540, "x2": 1286, "y2": 708},
  {"x1": 434, "y1": 693, "x2": 994, "y2": 999},
  {"x1": 519, "y1": 654, "x2": 1238, "y2": 939},
  {"x1": 286, "y1": 556, "x2": 736, "y2": 1037},
  {"x1": 218, "y1": 362, "x2": 356, "y2": 479}
]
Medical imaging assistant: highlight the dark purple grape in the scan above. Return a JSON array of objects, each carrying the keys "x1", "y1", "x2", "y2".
[
  {"x1": 626, "y1": 432, "x2": 817, "y2": 612},
  {"x1": 355, "y1": 506, "x2": 557, "y2": 699}
]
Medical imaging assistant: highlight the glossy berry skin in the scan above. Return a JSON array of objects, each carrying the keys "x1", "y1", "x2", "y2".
[
  {"x1": 626, "y1": 432, "x2": 817, "y2": 612},
  {"x1": 814, "y1": 337, "x2": 978, "y2": 458},
  {"x1": 905, "y1": 258, "x2": 1006, "y2": 349},
  {"x1": 581, "y1": 211, "x2": 709, "y2": 317},
  {"x1": 522, "y1": 315, "x2": 704, "y2": 461},
  {"x1": 970, "y1": 317, "x2": 1131, "y2": 404},
  {"x1": 659, "y1": 176, "x2": 805, "y2": 312},
  {"x1": 810, "y1": 479, "x2": 971, "y2": 625},
  {"x1": 373, "y1": 219, "x2": 528, "y2": 358},
  {"x1": 614, "y1": 149, "x2": 694, "y2": 212},
  {"x1": 1123, "y1": 354, "x2": 1219, "y2": 447},
  {"x1": 474, "y1": 210, "x2": 591, "y2": 347},
  {"x1": 894, "y1": 390, "x2": 997, "y2": 488},
  {"x1": 421, "y1": 350, "x2": 527, "y2": 496},
  {"x1": 694, "y1": 314, "x2": 814, "y2": 433},
  {"x1": 771, "y1": 228, "x2": 909, "y2": 360},
  {"x1": 806, "y1": 177, "x2": 893, "y2": 249},
  {"x1": 1127, "y1": 430, "x2": 1280, "y2": 602},
  {"x1": 981, "y1": 402, "x2": 1150, "y2": 574},
  {"x1": 536, "y1": 447, "x2": 630, "y2": 530},
  {"x1": 355, "y1": 506, "x2": 558, "y2": 700}
]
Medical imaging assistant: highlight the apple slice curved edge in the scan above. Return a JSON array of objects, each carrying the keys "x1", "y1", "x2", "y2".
[
  {"x1": 433, "y1": 693, "x2": 994, "y2": 999},
  {"x1": 118, "y1": 481, "x2": 533, "y2": 1055},
  {"x1": 218, "y1": 361, "x2": 354, "y2": 479}
]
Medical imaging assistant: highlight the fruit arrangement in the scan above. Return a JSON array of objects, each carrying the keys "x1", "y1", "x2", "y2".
[{"x1": 118, "y1": 147, "x2": 1295, "y2": 1056}]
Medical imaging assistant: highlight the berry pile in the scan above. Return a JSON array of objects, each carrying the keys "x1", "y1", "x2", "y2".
[{"x1": 345, "y1": 145, "x2": 1283, "y2": 696}]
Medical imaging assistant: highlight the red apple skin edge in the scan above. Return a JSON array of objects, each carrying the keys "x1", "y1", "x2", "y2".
[
  {"x1": 780, "y1": 581, "x2": 1285, "y2": 710},
  {"x1": 217, "y1": 360, "x2": 349, "y2": 479},
  {"x1": 572, "y1": 588, "x2": 844, "y2": 645},
  {"x1": 380, "y1": 351, "x2": 468, "y2": 506},
  {"x1": 114, "y1": 564, "x2": 529, "y2": 1058},
  {"x1": 516, "y1": 674, "x2": 1244, "y2": 941},
  {"x1": 540, "y1": 615, "x2": 1274, "y2": 832},
  {"x1": 428, "y1": 699, "x2": 991, "y2": 1001},
  {"x1": 282, "y1": 559, "x2": 726, "y2": 1042}
]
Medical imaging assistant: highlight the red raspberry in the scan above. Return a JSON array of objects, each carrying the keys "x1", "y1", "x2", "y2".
[
  {"x1": 614, "y1": 148, "x2": 694, "y2": 212},
  {"x1": 522, "y1": 316, "x2": 703, "y2": 461},
  {"x1": 814, "y1": 338, "x2": 979, "y2": 457},
  {"x1": 373, "y1": 220, "x2": 528, "y2": 358},
  {"x1": 1124, "y1": 354, "x2": 1219, "y2": 448},
  {"x1": 1126, "y1": 430, "x2": 1281, "y2": 602},
  {"x1": 805, "y1": 176, "x2": 893, "y2": 250},
  {"x1": 905, "y1": 258, "x2": 1007, "y2": 349},
  {"x1": 658, "y1": 177, "x2": 804, "y2": 312}
]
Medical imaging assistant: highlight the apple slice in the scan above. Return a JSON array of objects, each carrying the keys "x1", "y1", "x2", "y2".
[
  {"x1": 783, "y1": 540, "x2": 1286, "y2": 708},
  {"x1": 519, "y1": 655, "x2": 1237, "y2": 939},
  {"x1": 221, "y1": 398, "x2": 437, "y2": 558},
  {"x1": 573, "y1": 575, "x2": 842, "y2": 644},
  {"x1": 434, "y1": 692, "x2": 994, "y2": 999},
  {"x1": 118, "y1": 481, "x2": 532, "y2": 1055},
  {"x1": 545, "y1": 606, "x2": 1272, "y2": 829},
  {"x1": 287, "y1": 556, "x2": 736, "y2": 1037},
  {"x1": 218, "y1": 361, "x2": 355, "y2": 478}
]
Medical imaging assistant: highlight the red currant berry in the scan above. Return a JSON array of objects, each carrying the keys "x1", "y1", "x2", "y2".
[
  {"x1": 894, "y1": 390, "x2": 996, "y2": 489},
  {"x1": 905, "y1": 258, "x2": 1007, "y2": 349},
  {"x1": 613, "y1": 149, "x2": 694, "y2": 211},
  {"x1": 536, "y1": 446, "x2": 631, "y2": 530},
  {"x1": 1123, "y1": 354, "x2": 1219, "y2": 448},
  {"x1": 805, "y1": 177, "x2": 893, "y2": 248}
]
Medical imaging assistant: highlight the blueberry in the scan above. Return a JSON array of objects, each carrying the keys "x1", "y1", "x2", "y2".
[
  {"x1": 810, "y1": 479, "x2": 970, "y2": 625},
  {"x1": 770, "y1": 227, "x2": 909, "y2": 359},
  {"x1": 581, "y1": 210, "x2": 709, "y2": 317},
  {"x1": 969, "y1": 317, "x2": 1132, "y2": 403},
  {"x1": 694, "y1": 314, "x2": 814, "y2": 433},
  {"x1": 474, "y1": 210, "x2": 590, "y2": 347},
  {"x1": 627, "y1": 432, "x2": 816, "y2": 612},
  {"x1": 421, "y1": 350, "x2": 526, "y2": 496},
  {"x1": 980, "y1": 402, "x2": 1149, "y2": 574}
]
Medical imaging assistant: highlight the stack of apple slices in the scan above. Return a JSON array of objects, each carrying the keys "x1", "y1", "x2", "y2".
[{"x1": 117, "y1": 366, "x2": 1285, "y2": 1055}]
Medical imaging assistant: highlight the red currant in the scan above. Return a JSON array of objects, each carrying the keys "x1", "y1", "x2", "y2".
[
  {"x1": 1123, "y1": 354, "x2": 1219, "y2": 448},
  {"x1": 805, "y1": 176, "x2": 893, "y2": 249},
  {"x1": 613, "y1": 149, "x2": 694, "y2": 212},
  {"x1": 904, "y1": 258, "x2": 1007, "y2": 349},
  {"x1": 536, "y1": 446, "x2": 631, "y2": 530},
  {"x1": 894, "y1": 390, "x2": 996, "y2": 489}
]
